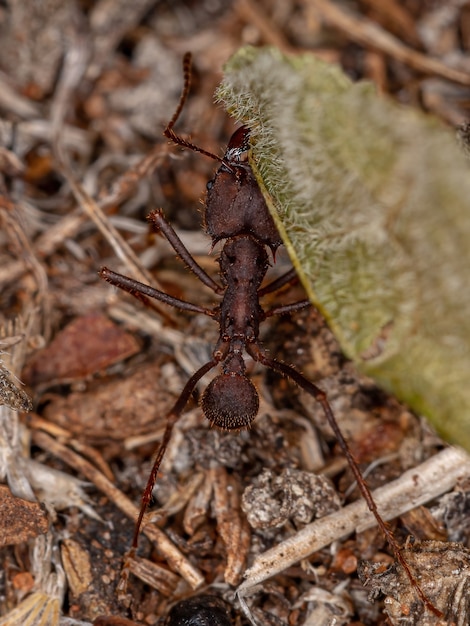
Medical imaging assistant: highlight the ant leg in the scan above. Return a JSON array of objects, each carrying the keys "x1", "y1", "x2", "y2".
[
  {"x1": 148, "y1": 209, "x2": 223, "y2": 294},
  {"x1": 132, "y1": 357, "x2": 220, "y2": 547},
  {"x1": 100, "y1": 267, "x2": 215, "y2": 316},
  {"x1": 246, "y1": 343, "x2": 442, "y2": 617},
  {"x1": 264, "y1": 300, "x2": 311, "y2": 318},
  {"x1": 259, "y1": 267, "x2": 311, "y2": 317},
  {"x1": 258, "y1": 268, "x2": 299, "y2": 296}
]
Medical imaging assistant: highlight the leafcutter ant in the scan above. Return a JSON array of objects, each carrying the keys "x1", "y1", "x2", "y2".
[{"x1": 100, "y1": 54, "x2": 440, "y2": 617}]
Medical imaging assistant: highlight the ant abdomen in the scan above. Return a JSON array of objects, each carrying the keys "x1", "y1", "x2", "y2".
[{"x1": 201, "y1": 372, "x2": 259, "y2": 430}]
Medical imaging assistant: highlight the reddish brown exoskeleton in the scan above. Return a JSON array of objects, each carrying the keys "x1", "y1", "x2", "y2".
[{"x1": 100, "y1": 54, "x2": 440, "y2": 618}]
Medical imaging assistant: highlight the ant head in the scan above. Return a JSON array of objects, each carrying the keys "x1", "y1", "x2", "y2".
[
  {"x1": 223, "y1": 126, "x2": 251, "y2": 166},
  {"x1": 201, "y1": 372, "x2": 259, "y2": 430}
]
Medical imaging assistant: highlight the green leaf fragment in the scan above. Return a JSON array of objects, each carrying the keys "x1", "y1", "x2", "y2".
[{"x1": 217, "y1": 46, "x2": 470, "y2": 451}]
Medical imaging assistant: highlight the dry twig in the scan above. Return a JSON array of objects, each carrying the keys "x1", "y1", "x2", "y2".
[
  {"x1": 311, "y1": 0, "x2": 470, "y2": 85},
  {"x1": 238, "y1": 446, "x2": 470, "y2": 592},
  {"x1": 31, "y1": 429, "x2": 205, "y2": 590}
]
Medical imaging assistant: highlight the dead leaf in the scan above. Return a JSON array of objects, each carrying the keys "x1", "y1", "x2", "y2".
[
  {"x1": 0, "y1": 485, "x2": 48, "y2": 546},
  {"x1": 23, "y1": 313, "x2": 139, "y2": 387}
]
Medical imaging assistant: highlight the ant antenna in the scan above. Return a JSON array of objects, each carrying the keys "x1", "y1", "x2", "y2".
[{"x1": 164, "y1": 53, "x2": 227, "y2": 166}]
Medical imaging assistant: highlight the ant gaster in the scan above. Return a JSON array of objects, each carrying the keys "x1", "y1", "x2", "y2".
[{"x1": 100, "y1": 54, "x2": 440, "y2": 617}]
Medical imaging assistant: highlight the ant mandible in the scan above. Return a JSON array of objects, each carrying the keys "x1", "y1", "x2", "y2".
[{"x1": 100, "y1": 53, "x2": 439, "y2": 617}]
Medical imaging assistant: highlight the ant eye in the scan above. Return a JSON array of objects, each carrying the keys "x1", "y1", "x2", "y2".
[
  {"x1": 206, "y1": 179, "x2": 214, "y2": 191},
  {"x1": 202, "y1": 374, "x2": 259, "y2": 430}
]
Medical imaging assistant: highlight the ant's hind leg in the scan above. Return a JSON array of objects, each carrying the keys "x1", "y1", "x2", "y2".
[
  {"x1": 119, "y1": 356, "x2": 220, "y2": 594},
  {"x1": 148, "y1": 209, "x2": 223, "y2": 294},
  {"x1": 248, "y1": 342, "x2": 397, "y2": 542},
  {"x1": 131, "y1": 356, "x2": 220, "y2": 547},
  {"x1": 246, "y1": 342, "x2": 441, "y2": 616}
]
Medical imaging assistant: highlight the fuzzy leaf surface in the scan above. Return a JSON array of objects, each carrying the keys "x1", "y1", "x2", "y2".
[{"x1": 218, "y1": 46, "x2": 470, "y2": 450}]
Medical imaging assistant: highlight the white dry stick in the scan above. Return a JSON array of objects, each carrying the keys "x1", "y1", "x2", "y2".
[
  {"x1": 238, "y1": 446, "x2": 470, "y2": 594},
  {"x1": 50, "y1": 29, "x2": 158, "y2": 291}
]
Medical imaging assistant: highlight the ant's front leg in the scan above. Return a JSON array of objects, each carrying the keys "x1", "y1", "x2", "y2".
[{"x1": 148, "y1": 209, "x2": 223, "y2": 295}]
